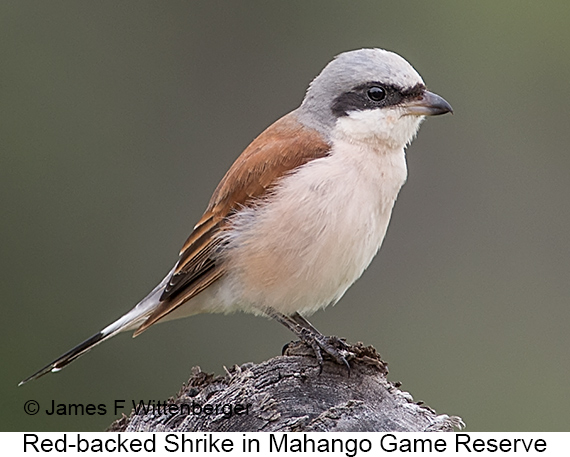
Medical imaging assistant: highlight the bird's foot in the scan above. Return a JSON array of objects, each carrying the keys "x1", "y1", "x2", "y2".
[
  {"x1": 267, "y1": 308, "x2": 354, "y2": 374},
  {"x1": 300, "y1": 330, "x2": 353, "y2": 375}
]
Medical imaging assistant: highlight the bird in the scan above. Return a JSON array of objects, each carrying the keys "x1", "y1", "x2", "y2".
[{"x1": 19, "y1": 48, "x2": 452, "y2": 385}]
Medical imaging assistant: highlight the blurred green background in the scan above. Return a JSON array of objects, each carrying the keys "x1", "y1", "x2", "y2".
[{"x1": 2, "y1": 1, "x2": 569, "y2": 432}]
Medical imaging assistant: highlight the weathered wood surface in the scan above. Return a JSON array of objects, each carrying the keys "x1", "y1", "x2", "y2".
[{"x1": 108, "y1": 341, "x2": 464, "y2": 432}]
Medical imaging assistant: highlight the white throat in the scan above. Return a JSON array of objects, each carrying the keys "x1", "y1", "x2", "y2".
[{"x1": 333, "y1": 107, "x2": 425, "y2": 151}]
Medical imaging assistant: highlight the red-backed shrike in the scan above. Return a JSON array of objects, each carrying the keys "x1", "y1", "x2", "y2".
[{"x1": 20, "y1": 48, "x2": 452, "y2": 385}]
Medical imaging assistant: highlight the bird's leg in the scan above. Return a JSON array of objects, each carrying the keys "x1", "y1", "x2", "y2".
[
  {"x1": 290, "y1": 312, "x2": 321, "y2": 333},
  {"x1": 264, "y1": 307, "x2": 352, "y2": 373},
  {"x1": 268, "y1": 311, "x2": 325, "y2": 367},
  {"x1": 291, "y1": 311, "x2": 352, "y2": 352}
]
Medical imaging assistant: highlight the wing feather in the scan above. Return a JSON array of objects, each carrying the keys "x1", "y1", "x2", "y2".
[{"x1": 133, "y1": 112, "x2": 330, "y2": 335}]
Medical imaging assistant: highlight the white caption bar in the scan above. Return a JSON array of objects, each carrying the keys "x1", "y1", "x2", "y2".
[{"x1": 2, "y1": 432, "x2": 567, "y2": 456}]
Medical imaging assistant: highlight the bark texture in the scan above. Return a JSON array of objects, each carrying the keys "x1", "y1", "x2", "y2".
[{"x1": 108, "y1": 341, "x2": 464, "y2": 432}]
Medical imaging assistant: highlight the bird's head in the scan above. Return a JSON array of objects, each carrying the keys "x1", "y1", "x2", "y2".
[{"x1": 298, "y1": 48, "x2": 452, "y2": 150}]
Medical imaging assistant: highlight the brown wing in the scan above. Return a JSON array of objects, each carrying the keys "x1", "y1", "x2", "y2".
[{"x1": 133, "y1": 112, "x2": 330, "y2": 336}]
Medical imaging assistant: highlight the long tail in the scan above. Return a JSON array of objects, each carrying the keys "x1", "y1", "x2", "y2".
[{"x1": 18, "y1": 270, "x2": 173, "y2": 386}]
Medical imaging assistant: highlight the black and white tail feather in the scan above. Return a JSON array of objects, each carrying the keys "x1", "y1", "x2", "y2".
[{"x1": 18, "y1": 270, "x2": 172, "y2": 386}]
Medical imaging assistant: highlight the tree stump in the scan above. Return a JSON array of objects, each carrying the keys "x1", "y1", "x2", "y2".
[{"x1": 108, "y1": 341, "x2": 464, "y2": 432}]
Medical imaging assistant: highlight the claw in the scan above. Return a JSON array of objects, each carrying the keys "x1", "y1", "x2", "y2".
[
  {"x1": 265, "y1": 307, "x2": 354, "y2": 375},
  {"x1": 281, "y1": 342, "x2": 292, "y2": 356},
  {"x1": 302, "y1": 332, "x2": 352, "y2": 376}
]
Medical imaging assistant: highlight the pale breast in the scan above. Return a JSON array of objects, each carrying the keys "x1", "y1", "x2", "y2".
[{"x1": 222, "y1": 139, "x2": 408, "y2": 316}]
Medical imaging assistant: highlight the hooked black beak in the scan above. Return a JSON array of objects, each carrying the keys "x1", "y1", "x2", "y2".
[{"x1": 403, "y1": 90, "x2": 453, "y2": 116}]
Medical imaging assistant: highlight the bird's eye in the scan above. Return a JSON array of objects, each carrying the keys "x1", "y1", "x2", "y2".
[{"x1": 367, "y1": 86, "x2": 386, "y2": 102}]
